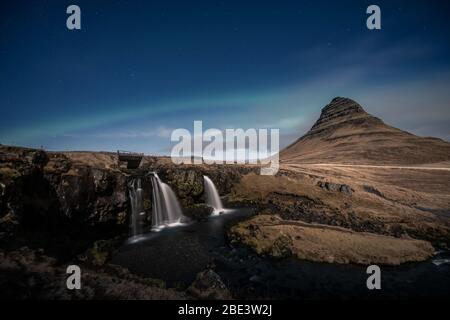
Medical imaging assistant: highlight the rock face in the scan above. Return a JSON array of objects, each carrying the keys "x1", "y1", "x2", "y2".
[
  {"x1": 145, "y1": 163, "x2": 255, "y2": 208},
  {"x1": 0, "y1": 146, "x2": 130, "y2": 259},
  {"x1": 307, "y1": 97, "x2": 381, "y2": 137},
  {"x1": 0, "y1": 150, "x2": 106, "y2": 250},
  {"x1": 0, "y1": 145, "x2": 254, "y2": 259},
  {"x1": 281, "y1": 97, "x2": 450, "y2": 165},
  {"x1": 46, "y1": 162, "x2": 128, "y2": 226},
  {"x1": 229, "y1": 215, "x2": 435, "y2": 265},
  {"x1": 183, "y1": 204, "x2": 214, "y2": 221}
]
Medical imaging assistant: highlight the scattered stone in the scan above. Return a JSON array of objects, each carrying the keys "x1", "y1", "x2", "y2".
[{"x1": 317, "y1": 181, "x2": 353, "y2": 195}]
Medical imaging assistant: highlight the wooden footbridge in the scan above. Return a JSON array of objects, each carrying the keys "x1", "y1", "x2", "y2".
[{"x1": 117, "y1": 150, "x2": 144, "y2": 169}]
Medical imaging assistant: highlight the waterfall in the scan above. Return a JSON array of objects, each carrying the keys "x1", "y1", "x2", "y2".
[
  {"x1": 149, "y1": 172, "x2": 186, "y2": 231},
  {"x1": 203, "y1": 175, "x2": 224, "y2": 214},
  {"x1": 128, "y1": 178, "x2": 145, "y2": 237}
]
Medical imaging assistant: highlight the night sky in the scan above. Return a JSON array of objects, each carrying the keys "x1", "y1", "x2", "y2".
[{"x1": 1, "y1": 0, "x2": 450, "y2": 154}]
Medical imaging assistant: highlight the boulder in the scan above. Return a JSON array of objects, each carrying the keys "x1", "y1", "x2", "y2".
[
  {"x1": 183, "y1": 204, "x2": 214, "y2": 221},
  {"x1": 187, "y1": 269, "x2": 232, "y2": 300}
]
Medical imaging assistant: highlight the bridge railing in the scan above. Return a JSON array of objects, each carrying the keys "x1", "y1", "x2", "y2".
[{"x1": 117, "y1": 150, "x2": 144, "y2": 169}]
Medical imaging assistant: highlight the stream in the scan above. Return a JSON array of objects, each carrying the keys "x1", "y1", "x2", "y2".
[{"x1": 112, "y1": 208, "x2": 450, "y2": 299}]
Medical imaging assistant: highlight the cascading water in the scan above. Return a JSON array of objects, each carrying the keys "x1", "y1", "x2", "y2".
[
  {"x1": 128, "y1": 178, "x2": 145, "y2": 237},
  {"x1": 203, "y1": 175, "x2": 224, "y2": 214},
  {"x1": 149, "y1": 172, "x2": 187, "y2": 231}
]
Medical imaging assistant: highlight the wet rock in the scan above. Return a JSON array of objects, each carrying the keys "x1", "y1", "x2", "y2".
[
  {"x1": 187, "y1": 269, "x2": 232, "y2": 300},
  {"x1": 184, "y1": 204, "x2": 214, "y2": 221},
  {"x1": 145, "y1": 162, "x2": 257, "y2": 208},
  {"x1": 156, "y1": 168, "x2": 204, "y2": 207}
]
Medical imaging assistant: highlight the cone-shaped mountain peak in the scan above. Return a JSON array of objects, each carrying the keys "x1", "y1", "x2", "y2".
[{"x1": 281, "y1": 97, "x2": 450, "y2": 165}]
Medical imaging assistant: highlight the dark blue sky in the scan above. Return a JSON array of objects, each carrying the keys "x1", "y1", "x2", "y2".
[{"x1": 1, "y1": 0, "x2": 450, "y2": 154}]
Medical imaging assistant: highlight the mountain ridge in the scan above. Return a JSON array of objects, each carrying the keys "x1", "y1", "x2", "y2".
[{"x1": 281, "y1": 97, "x2": 450, "y2": 165}]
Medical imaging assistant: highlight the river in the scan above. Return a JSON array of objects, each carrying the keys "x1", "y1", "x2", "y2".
[{"x1": 112, "y1": 208, "x2": 450, "y2": 299}]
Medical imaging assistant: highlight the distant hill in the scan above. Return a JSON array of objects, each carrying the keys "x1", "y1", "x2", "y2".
[{"x1": 281, "y1": 97, "x2": 450, "y2": 165}]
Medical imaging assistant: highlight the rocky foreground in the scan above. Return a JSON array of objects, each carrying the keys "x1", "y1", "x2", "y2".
[{"x1": 0, "y1": 247, "x2": 186, "y2": 300}]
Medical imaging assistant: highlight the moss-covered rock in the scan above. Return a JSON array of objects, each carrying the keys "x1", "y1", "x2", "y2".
[
  {"x1": 271, "y1": 234, "x2": 293, "y2": 258},
  {"x1": 229, "y1": 214, "x2": 436, "y2": 265}
]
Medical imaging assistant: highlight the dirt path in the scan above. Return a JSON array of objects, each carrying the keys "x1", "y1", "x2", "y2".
[{"x1": 284, "y1": 163, "x2": 450, "y2": 171}]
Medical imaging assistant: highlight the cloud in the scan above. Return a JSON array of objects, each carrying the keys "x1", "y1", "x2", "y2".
[
  {"x1": 62, "y1": 126, "x2": 175, "y2": 139},
  {"x1": 355, "y1": 71, "x2": 450, "y2": 141},
  {"x1": 3, "y1": 36, "x2": 450, "y2": 150}
]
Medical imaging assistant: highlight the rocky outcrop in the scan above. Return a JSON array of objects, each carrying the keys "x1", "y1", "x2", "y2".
[
  {"x1": 187, "y1": 269, "x2": 232, "y2": 300},
  {"x1": 0, "y1": 146, "x2": 130, "y2": 259},
  {"x1": 45, "y1": 162, "x2": 128, "y2": 227},
  {"x1": 229, "y1": 215, "x2": 435, "y2": 265},
  {"x1": 183, "y1": 204, "x2": 214, "y2": 221},
  {"x1": 317, "y1": 181, "x2": 353, "y2": 195}
]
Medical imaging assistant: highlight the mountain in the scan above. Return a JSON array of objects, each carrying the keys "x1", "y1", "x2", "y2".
[{"x1": 280, "y1": 97, "x2": 450, "y2": 165}]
